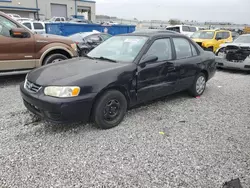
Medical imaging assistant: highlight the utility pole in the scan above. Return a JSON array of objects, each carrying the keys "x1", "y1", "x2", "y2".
[
  {"x1": 35, "y1": 0, "x2": 39, "y2": 20},
  {"x1": 75, "y1": 0, "x2": 77, "y2": 18}
]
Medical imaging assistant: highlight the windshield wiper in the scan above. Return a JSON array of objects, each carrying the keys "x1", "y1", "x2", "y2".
[
  {"x1": 94, "y1": 56, "x2": 117, "y2": 63},
  {"x1": 82, "y1": 54, "x2": 95, "y2": 60}
]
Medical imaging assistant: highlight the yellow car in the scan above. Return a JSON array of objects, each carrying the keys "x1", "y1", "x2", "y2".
[{"x1": 191, "y1": 30, "x2": 233, "y2": 53}]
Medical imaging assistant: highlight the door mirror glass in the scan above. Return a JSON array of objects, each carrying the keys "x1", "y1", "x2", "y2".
[
  {"x1": 10, "y1": 28, "x2": 30, "y2": 38},
  {"x1": 140, "y1": 55, "x2": 158, "y2": 64},
  {"x1": 216, "y1": 37, "x2": 222, "y2": 40}
]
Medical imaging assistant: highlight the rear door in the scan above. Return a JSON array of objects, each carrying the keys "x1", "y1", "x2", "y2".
[
  {"x1": 0, "y1": 15, "x2": 36, "y2": 71},
  {"x1": 137, "y1": 38, "x2": 178, "y2": 102},
  {"x1": 172, "y1": 37, "x2": 201, "y2": 91}
]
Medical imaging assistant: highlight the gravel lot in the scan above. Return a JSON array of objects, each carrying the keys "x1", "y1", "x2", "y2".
[{"x1": 0, "y1": 70, "x2": 250, "y2": 188}]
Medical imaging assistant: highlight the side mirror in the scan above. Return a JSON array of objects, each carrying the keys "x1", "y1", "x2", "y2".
[
  {"x1": 140, "y1": 55, "x2": 158, "y2": 67},
  {"x1": 216, "y1": 37, "x2": 222, "y2": 41},
  {"x1": 10, "y1": 28, "x2": 30, "y2": 38}
]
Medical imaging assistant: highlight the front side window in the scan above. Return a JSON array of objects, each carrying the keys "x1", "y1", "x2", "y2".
[
  {"x1": 55, "y1": 18, "x2": 60, "y2": 22},
  {"x1": 173, "y1": 38, "x2": 192, "y2": 59},
  {"x1": 88, "y1": 36, "x2": 148, "y2": 62},
  {"x1": 144, "y1": 38, "x2": 172, "y2": 61},
  {"x1": 33, "y1": 23, "x2": 44, "y2": 30},
  {"x1": 166, "y1": 27, "x2": 180, "y2": 33},
  {"x1": 216, "y1": 32, "x2": 224, "y2": 39},
  {"x1": 0, "y1": 15, "x2": 18, "y2": 37}
]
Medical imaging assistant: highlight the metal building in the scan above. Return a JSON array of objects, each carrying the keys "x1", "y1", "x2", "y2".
[{"x1": 0, "y1": 0, "x2": 96, "y2": 21}]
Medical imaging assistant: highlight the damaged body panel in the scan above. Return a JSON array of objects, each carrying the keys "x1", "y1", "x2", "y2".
[{"x1": 215, "y1": 34, "x2": 250, "y2": 71}]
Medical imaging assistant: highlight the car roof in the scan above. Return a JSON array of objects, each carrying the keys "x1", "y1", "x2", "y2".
[
  {"x1": 200, "y1": 29, "x2": 231, "y2": 32},
  {"x1": 119, "y1": 32, "x2": 183, "y2": 38}
]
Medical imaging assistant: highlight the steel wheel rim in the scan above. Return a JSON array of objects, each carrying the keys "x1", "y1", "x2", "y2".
[
  {"x1": 103, "y1": 99, "x2": 121, "y2": 121},
  {"x1": 52, "y1": 58, "x2": 63, "y2": 63},
  {"x1": 196, "y1": 76, "x2": 206, "y2": 94}
]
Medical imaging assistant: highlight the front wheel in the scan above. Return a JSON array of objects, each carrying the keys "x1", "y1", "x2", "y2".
[
  {"x1": 188, "y1": 73, "x2": 206, "y2": 97},
  {"x1": 43, "y1": 54, "x2": 68, "y2": 65},
  {"x1": 93, "y1": 90, "x2": 127, "y2": 129}
]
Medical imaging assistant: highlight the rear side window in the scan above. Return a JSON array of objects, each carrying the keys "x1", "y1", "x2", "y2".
[
  {"x1": 173, "y1": 38, "x2": 192, "y2": 59},
  {"x1": 61, "y1": 18, "x2": 65, "y2": 21},
  {"x1": 23, "y1": 22, "x2": 32, "y2": 29},
  {"x1": 189, "y1": 27, "x2": 197, "y2": 32},
  {"x1": 223, "y1": 32, "x2": 230, "y2": 39},
  {"x1": 101, "y1": 34, "x2": 112, "y2": 41},
  {"x1": 190, "y1": 44, "x2": 198, "y2": 56},
  {"x1": 33, "y1": 23, "x2": 44, "y2": 30},
  {"x1": 182, "y1": 26, "x2": 190, "y2": 32}
]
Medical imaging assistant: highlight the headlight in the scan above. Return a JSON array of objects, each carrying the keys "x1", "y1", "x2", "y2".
[
  {"x1": 70, "y1": 43, "x2": 77, "y2": 51},
  {"x1": 44, "y1": 86, "x2": 80, "y2": 98}
]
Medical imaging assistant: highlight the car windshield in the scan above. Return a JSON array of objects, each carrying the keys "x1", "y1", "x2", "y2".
[
  {"x1": 233, "y1": 35, "x2": 250, "y2": 43},
  {"x1": 88, "y1": 36, "x2": 148, "y2": 62},
  {"x1": 191, "y1": 31, "x2": 215, "y2": 39}
]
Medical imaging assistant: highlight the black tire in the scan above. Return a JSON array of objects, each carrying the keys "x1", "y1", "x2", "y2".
[
  {"x1": 93, "y1": 90, "x2": 127, "y2": 129},
  {"x1": 43, "y1": 54, "x2": 68, "y2": 65},
  {"x1": 188, "y1": 72, "x2": 206, "y2": 97},
  {"x1": 80, "y1": 49, "x2": 90, "y2": 57}
]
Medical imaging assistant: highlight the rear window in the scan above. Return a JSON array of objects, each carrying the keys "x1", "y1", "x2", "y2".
[
  {"x1": 23, "y1": 22, "x2": 32, "y2": 29},
  {"x1": 33, "y1": 23, "x2": 44, "y2": 30}
]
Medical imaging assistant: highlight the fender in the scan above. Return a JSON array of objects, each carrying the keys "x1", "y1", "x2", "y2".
[{"x1": 37, "y1": 43, "x2": 75, "y2": 67}]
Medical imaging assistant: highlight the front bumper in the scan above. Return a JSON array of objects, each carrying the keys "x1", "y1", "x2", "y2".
[
  {"x1": 216, "y1": 56, "x2": 250, "y2": 71},
  {"x1": 20, "y1": 82, "x2": 97, "y2": 123}
]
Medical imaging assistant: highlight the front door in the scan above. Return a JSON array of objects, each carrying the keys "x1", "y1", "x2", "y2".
[
  {"x1": 0, "y1": 15, "x2": 35, "y2": 71},
  {"x1": 137, "y1": 38, "x2": 178, "y2": 103}
]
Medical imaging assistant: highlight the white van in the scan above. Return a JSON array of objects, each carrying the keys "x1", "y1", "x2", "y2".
[
  {"x1": 166, "y1": 25, "x2": 199, "y2": 37},
  {"x1": 21, "y1": 21, "x2": 46, "y2": 34}
]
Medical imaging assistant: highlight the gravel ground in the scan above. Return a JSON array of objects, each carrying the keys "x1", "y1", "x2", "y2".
[{"x1": 0, "y1": 70, "x2": 250, "y2": 188}]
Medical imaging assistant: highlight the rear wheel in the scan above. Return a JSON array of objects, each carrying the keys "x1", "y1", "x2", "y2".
[
  {"x1": 93, "y1": 90, "x2": 127, "y2": 129},
  {"x1": 43, "y1": 54, "x2": 68, "y2": 65},
  {"x1": 188, "y1": 72, "x2": 206, "y2": 97}
]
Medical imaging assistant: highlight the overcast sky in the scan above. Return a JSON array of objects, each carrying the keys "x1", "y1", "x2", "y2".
[{"x1": 95, "y1": 0, "x2": 250, "y2": 24}]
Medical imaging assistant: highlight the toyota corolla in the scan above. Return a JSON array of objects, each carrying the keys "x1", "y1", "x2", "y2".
[{"x1": 20, "y1": 33, "x2": 216, "y2": 129}]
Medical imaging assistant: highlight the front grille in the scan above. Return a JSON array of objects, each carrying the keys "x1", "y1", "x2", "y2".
[
  {"x1": 225, "y1": 45, "x2": 250, "y2": 62},
  {"x1": 25, "y1": 80, "x2": 42, "y2": 93}
]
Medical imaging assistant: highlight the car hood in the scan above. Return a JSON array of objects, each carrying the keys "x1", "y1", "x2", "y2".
[
  {"x1": 220, "y1": 42, "x2": 250, "y2": 48},
  {"x1": 27, "y1": 58, "x2": 131, "y2": 86},
  {"x1": 35, "y1": 34, "x2": 73, "y2": 44}
]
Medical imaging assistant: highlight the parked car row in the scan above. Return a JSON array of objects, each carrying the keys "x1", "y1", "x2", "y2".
[{"x1": 0, "y1": 11, "x2": 249, "y2": 129}]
